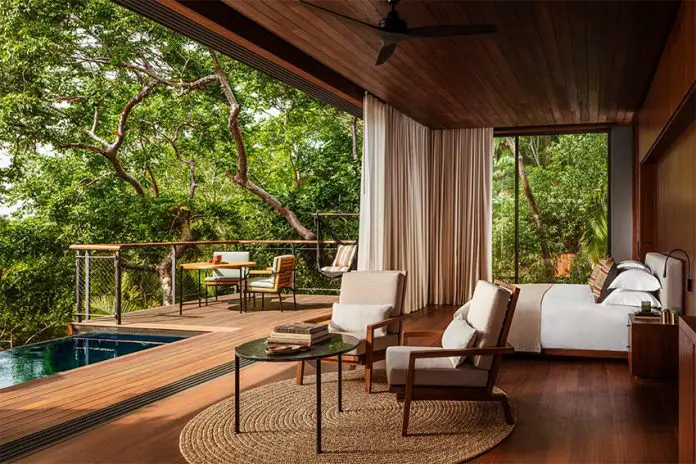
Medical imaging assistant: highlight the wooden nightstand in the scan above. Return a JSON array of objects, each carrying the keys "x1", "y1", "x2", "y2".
[{"x1": 628, "y1": 314, "x2": 678, "y2": 380}]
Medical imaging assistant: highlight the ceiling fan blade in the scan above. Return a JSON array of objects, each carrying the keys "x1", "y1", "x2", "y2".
[
  {"x1": 298, "y1": 0, "x2": 381, "y2": 33},
  {"x1": 376, "y1": 42, "x2": 397, "y2": 66},
  {"x1": 405, "y1": 24, "x2": 497, "y2": 37}
]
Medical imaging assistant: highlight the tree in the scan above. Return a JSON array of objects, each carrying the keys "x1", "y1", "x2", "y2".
[{"x1": 0, "y1": 0, "x2": 361, "y2": 345}]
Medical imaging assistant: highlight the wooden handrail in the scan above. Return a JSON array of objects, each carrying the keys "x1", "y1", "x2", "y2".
[{"x1": 69, "y1": 239, "x2": 356, "y2": 251}]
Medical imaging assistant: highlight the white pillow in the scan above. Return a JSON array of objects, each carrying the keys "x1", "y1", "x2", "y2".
[
  {"x1": 452, "y1": 300, "x2": 471, "y2": 320},
  {"x1": 602, "y1": 289, "x2": 662, "y2": 308},
  {"x1": 330, "y1": 303, "x2": 392, "y2": 337},
  {"x1": 617, "y1": 260, "x2": 650, "y2": 272},
  {"x1": 441, "y1": 319, "x2": 478, "y2": 367},
  {"x1": 609, "y1": 269, "x2": 661, "y2": 292}
]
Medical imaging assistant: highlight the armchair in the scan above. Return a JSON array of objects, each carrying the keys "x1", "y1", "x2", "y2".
[
  {"x1": 386, "y1": 280, "x2": 520, "y2": 436},
  {"x1": 246, "y1": 255, "x2": 297, "y2": 311},
  {"x1": 296, "y1": 270, "x2": 408, "y2": 392},
  {"x1": 204, "y1": 251, "x2": 250, "y2": 300}
]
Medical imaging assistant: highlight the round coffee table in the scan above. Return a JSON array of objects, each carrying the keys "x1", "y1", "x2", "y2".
[{"x1": 234, "y1": 334, "x2": 359, "y2": 454}]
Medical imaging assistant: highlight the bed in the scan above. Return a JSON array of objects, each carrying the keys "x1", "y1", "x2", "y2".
[{"x1": 508, "y1": 252, "x2": 684, "y2": 358}]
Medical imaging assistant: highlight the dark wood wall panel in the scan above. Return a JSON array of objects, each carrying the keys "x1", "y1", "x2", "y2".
[
  {"x1": 217, "y1": 0, "x2": 679, "y2": 129},
  {"x1": 655, "y1": 122, "x2": 696, "y2": 316}
]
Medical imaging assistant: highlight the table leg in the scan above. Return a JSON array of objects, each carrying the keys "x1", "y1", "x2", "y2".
[
  {"x1": 234, "y1": 354, "x2": 240, "y2": 434},
  {"x1": 178, "y1": 265, "x2": 183, "y2": 316},
  {"x1": 204, "y1": 270, "x2": 209, "y2": 306},
  {"x1": 316, "y1": 359, "x2": 322, "y2": 454},
  {"x1": 197, "y1": 269, "x2": 201, "y2": 307},
  {"x1": 338, "y1": 354, "x2": 343, "y2": 412}
]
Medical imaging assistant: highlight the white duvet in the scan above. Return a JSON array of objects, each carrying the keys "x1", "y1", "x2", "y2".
[{"x1": 539, "y1": 284, "x2": 635, "y2": 352}]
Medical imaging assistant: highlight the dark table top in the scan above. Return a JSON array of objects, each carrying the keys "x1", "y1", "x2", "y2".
[{"x1": 235, "y1": 333, "x2": 359, "y2": 362}]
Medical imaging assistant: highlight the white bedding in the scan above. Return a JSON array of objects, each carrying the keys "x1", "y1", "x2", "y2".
[{"x1": 539, "y1": 284, "x2": 635, "y2": 352}]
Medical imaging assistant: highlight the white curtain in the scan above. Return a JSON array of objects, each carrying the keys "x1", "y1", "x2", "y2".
[{"x1": 358, "y1": 94, "x2": 492, "y2": 312}]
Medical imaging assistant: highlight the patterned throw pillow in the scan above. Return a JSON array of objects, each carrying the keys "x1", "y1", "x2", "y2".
[{"x1": 588, "y1": 256, "x2": 617, "y2": 302}]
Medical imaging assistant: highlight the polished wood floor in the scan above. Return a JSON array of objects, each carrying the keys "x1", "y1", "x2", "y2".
[
  {"x1": 17, "y1": 306, "x2": 677, "y2": 463},
  {"x1": 1, "y1": 294, "x2": 336, "y2": 449}
]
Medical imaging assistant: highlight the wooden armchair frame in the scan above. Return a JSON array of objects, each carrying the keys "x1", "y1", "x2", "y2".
[
  {"x1": 296, "y1": 312, "x2": 411, "y2": 393},
  {"x1": 246, "y1": 256, "x2": 297, "y2": 311},
  {"x1": 296, "y1": 272, "x2": 408, "y2": 393},
  {"x1": 390, "y1": 280, "x2": 520, "y2": 436}
]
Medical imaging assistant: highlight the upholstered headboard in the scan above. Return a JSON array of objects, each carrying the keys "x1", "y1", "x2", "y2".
[{"x1": 645, "y1": 252, "x2": 684, "y2": 310}]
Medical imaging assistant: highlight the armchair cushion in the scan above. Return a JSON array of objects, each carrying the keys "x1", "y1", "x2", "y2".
[
  {"x1": 330, "y1": 303, "x2": 392, "y2": 337},
  {"x1": 339, "y1": 271, "x2": 406, "y2": 333},
  {"x1": 249, "y1": 277, "x2": 274, "y2": 289},
  {"x1": 386, "y1": 346, "x2": 489, "y2": 387},
  {"x1": 452, "y1": 300, "x2": 471, "y2": 320},
  {"x1": 212, "y1": 252, "x2": 250, "y2": 279},
  {"x1": 330, "y1": 331, "x2": 399, "y2": 356},
  {"x1": 466, "y1": 281, "x2": 511, "y2": 370},
  {"x1": 441, "y1": 319, "x2": 478, "y2": 367}
]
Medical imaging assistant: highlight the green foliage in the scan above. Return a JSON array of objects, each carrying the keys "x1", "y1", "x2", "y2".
[
  {"x1": 0, "y1": 0, "x2": 361, "y2": 348},
  {"x1": 492, "y1": 133, "x2": 609, "y2": 284}
]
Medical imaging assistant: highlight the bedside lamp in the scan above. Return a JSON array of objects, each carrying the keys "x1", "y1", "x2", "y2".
[{"x1": 663, "y1": 248, "x2": 692, "y2": 292}]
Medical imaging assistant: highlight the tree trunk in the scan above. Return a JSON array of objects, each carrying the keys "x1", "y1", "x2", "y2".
[
  {"x1": 209, "y1": 49, "x2": 316, "y2": 240},
  {"x1": 506, "y1": 138, "x2": 555, "y2": 282}
]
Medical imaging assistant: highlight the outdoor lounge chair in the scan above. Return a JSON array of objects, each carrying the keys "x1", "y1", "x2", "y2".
[
  {"x1": 386, "y1": 280, "x2": 520, "y2": 436},
  {"x1": 296, "y1": 270, "x2": 408, "y2": 393},
  {"x1": 204, "y1": 251, "x2": 250, "y2": 299},
  {"x1": 246, "y1": 254, "x2": 297, "y2": 311}
]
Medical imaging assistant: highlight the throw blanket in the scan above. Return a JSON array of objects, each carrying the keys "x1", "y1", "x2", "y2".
[{"x1": 508, "y1": 284, "x2": 553, "y2": 353}]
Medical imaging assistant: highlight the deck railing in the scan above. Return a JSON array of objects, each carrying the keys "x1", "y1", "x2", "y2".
[{"x1": 70, "y1": 240, "x2": 354, "y2": 324}]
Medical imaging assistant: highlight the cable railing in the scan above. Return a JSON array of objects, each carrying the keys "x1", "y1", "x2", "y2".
[{"x1": 70, "y1": 240, "x2": 354, "y2": 325}]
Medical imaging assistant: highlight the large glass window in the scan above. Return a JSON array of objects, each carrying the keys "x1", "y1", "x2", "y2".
[{"x1": 492, "y1": 132, "x2": 609, "y2": 284}]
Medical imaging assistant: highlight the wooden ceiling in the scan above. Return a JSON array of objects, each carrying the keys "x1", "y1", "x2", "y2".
[{"x1": 163, "y1": 1, "x2": 681, "y2": 129}]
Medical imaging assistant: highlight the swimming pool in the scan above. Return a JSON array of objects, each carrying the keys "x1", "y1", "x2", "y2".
[{"x1": 0, "y1": 332, "x2": 187, "y2": 389}]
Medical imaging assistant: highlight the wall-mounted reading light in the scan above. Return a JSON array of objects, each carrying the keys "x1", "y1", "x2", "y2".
[{"x1": 663, "y1": 248, "x2": 692, "y2": 292}]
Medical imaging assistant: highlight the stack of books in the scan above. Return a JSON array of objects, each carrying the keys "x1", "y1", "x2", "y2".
[{"x1": 267, "y1": 322, "x2": 330, "y2": 347}]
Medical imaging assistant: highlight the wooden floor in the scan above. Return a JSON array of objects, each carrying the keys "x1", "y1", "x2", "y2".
[
  {"x1": 16, "y1": 305, "x2": 678, "y2": 463},
  {"x1": 0, "y1": 294, "x2": 336, "y2": 450}
]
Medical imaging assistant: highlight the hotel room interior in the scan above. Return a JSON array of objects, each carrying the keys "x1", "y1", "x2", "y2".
[{"x1": 3, "y1": 0, "x2": 696, "y2": 462}]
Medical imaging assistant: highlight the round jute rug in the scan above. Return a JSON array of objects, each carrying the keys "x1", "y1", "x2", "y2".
[{"x1": 180, "y1": 369, "x2": 515, "y2": 464}]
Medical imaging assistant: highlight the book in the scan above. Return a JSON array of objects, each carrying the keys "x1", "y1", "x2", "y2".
[
  {"x1": 269, "y1": 328, "x2": 328, "y2": 341},
  {"x1": 267, "y1": 333, "x2": 331, "y2": 347},
  {"x1": 265, "y1": 344, "x2": 310, "y2": 356},
  {"x1": 273, "y1": 322, "x2": 328, "y2": 335}
]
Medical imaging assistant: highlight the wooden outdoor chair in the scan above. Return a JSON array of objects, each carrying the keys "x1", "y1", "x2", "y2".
[
  {"x1": 246, "y1": 254, "x2": 297, "y2": 311},
  {"x1": 204, "y1": 251, "x2": 250, "y2": 299},
  {"x1": 296, "y1": 270, "x2": 408, "y2": 393},
  {"x1": 386, "y1": 280, "x2": 520, "y2": 436}
]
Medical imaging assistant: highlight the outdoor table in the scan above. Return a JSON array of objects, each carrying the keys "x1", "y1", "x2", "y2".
[
  {"x1": 234, "y1": 334, "x2": 359, "y2": 454},
  {"x1": 178, "y1": 261, "x2": 256, "y2": 314}
]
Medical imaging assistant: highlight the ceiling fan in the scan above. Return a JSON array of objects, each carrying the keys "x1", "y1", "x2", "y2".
[{"x1": 298, "y1": 0, "x2": 497, "y2": 66}]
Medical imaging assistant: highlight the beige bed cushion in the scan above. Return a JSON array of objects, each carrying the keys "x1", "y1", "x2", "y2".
[
  {"x1": 386, "y1": 346, "x2": 489, "y2": 387},
  {"x1": 466, "y1": 280, "x2": 510, "y2": 370}
]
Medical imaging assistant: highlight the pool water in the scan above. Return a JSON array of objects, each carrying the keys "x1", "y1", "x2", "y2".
[{"x1": 0, "y1": 332, "x2": 187, "y2": 389}]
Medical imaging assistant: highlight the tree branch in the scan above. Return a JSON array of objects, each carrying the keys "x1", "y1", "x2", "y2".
[{"x1": 209, "y1": 48, "x2": 316, "y2": 239}]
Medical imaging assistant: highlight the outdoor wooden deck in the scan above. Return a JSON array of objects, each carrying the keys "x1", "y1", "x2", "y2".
[{"x1": 0, "y1": 293, "x2": 336, "y2": 453}]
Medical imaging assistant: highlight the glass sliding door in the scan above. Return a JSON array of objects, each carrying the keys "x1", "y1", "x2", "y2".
[{"x1": 492, "y1": 132, "x2": 609, "y2": 284}]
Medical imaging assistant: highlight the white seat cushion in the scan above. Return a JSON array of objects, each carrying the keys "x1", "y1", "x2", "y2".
[
  {"x1": 329, "y1": 330, "x2": 398, "y2": 356},
  {"x1": 249, "y1": 277, "x2": 274, "y2": 289},
  {"x1": 386, "y1": 346, "x2": 489, "y2": 387},
  {"x1": 205, "y1": 276, "x2": 240, "y2": 283},
  {"x1": 212, "y1": 252, "x2": 250, "y2": 280},
  {"x1": 466, "y1": 281, "x2": 511, "y2": 370}
]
